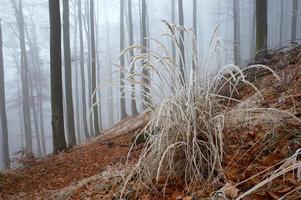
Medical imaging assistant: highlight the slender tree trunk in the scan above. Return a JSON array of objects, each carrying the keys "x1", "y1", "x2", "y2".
[
  {"x1": 233, "y1": 0, "x2": 241, "y2": 66},
  {"x1": 178, "y1": 0, "x2": 185, "y2": 84},
  {"x1": 63, "y1": 0, "x2": 76, "y2": 146},
  {"x1": 96, "y1": 0, "x2": 103, "y2": 130},
  {"x1": 90, "y1": 0, "x2": 100, "y2": 135},
  {"x1": 120, "y1": 0, "x2": 128, "y2": 119},
  {"x1": 73, "y1": 2, "x2": 81, "y2": 143},
  {"x1": 192, "y1": 0, "x2": 197, "y2": 70},
  {"x1": 49, "y1": 0, "x2": 67, "y2": 152},
  {"x1": 171, "y1": 0, "x2": 176, "y2": 60},
  {"x1": 279, "y1": 0, "x2": 284, "y2": 44},
  {"x1": 78, "y1": 0, "x2": 89, "y2": 139},
  {"x1": 104, "y1": 4, "x2": 114, "y2": 126},
  {"x1": 128, "y1": 0, "x2": 139, "y2": 116},
  {"x1": 84, "y1": 1, "x2": 94, "y2": 136},
  {"x1": 141, "y1": 0, "x2": 151, "y2": 110},
  {"x1": 250, "y1": 0, "x2": 256, "y2": 59},
  {"x1": 291, "y1": 0, "x2": 298, "y2": 42},
  {"x1": 28, "y1": 72, "x2": 42, "y2": 157},
  {"x1": 0, "y1": 20, "x2": 10, "y2": 169},
  {"x1": 255, "y1": 0, "x2": 267, "y2": 61},
  {"x1": 12, "y1": 0, "x2": 33, "y2": 151}
]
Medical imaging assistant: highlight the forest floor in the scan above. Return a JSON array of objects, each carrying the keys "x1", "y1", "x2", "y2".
[{"x1": 1, "y1": 46, "x2": 301, "y2": 199}]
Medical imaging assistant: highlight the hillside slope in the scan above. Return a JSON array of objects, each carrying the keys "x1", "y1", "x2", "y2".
[{"x1": 1, "y1": 46, "x2": 301, "y2": 200}]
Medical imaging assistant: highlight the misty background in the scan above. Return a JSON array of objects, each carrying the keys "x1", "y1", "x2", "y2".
[{"x1": 0, "y1": 0, "x2": 300, "y2": 169}]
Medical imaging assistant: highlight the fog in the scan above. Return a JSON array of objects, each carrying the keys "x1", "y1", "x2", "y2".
[{"x1": 0, "y1": 0, "x2": 300, "y2": 169}]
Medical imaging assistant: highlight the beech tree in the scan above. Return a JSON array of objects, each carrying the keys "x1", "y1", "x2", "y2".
[
  {"x1": 255, "y1": 0, "x2": 267, "y2": 61},
  {"x1": 63, "y1": 0, "x2": 76, "y2": 146},
  {"x1": 233, "y1": 0, "x2": 241, "y2": 66},
  {"x1": 49, "y1": 0, "x2": 67, "y2": 152},
  {"x1": 78, "y1": 0, "x2": 89, "y2": 139},
  {"x1": 120, "y1": 0, "x2": 127, "y2": 119},
  {"x1": 0, "y1": 19, "x2": 10, "y2": 169},
  {"x1": 291, "y1": 0, "x2": 298, "y2": 42},
  {"x1": 128, "y1": 0, "x2": 139, "y2": 116},
  {"x1": 178, "y1": 0, "x2": 185, "y2": 84}
]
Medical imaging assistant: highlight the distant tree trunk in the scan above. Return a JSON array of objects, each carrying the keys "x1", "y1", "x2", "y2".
[
  {"x1": 255, "y1": 0, "x2": 267, "y2": 61},
  {"x1": 128, "y1": 0, "x2": 139, "y2": 116},
  {"x1": 104, "y1": 4, "x2": 114, "y2": 126},
  {"x1": 90, "y1": 0, "x2": 100, "y2": 135},
  {"x1": 119, "y1": 0, "x2": 128, "y2": 119},
  {"x1": 233, "y1": 0, "x2": 241, "y2": 66},
  {"x1": 178, "y1": 0, "x2": 185, "y2": 84},
  {"x1": 78, "y1": 0, "x2": 89, "y2": 139},
  {"x1": 0, "y1": 20, "x2": 10, "y2": 169},
  {"x1": 11, "y1": 0, "x2": 33, "y2": 151},
  {"x1": 73, "y1": 3, "x2": 81, "y2": 143},
  {"x1": 63, "y1": 0, "x2": 77, "y2": 146},
  {"x1": 193, "y1": 0, "x2": 197, "y2": 38},
  {"x1": 279, "y1": 0, "x2": 284, "y2": 44},
  {"x1": 141, "y1": 0, "x2": 151, "y2": 109},
  {"x1": 291, "y1": 0, "x2": 298, "y2": 42},
  {"x1": 84, "y1": 1, "x2": 94, "y2": 136},
  {"x1": 171, "y1": 0, "x2": 176, "y2": 60},
  {"x1": 250, "y1": 0, "x2": 256, "y2": 59},
  {"x1": 49, "y1": 0, "x2": 67, "y2": 152},
  {"x1": 28, "y1": 71, "x2": 42, "y2": 157},
  {"x1": 192, "y1": 0, "x2": 197, "y2": 70},
  {"x1": 96, "y1": 0, "x2": 103, "y2": 130}
]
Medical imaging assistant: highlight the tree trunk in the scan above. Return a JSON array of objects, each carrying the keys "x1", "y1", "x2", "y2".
[
  {"x1": 49, "y1": 0, "x2": 67, "y2": 152},
  {"x1": 0, "y1": 20, "x2": 10, "y2": 169},
  {"x1": 171, "y1": 0, "x2": 176, "y2": 60},
  {"x1": 73, "y1": 3, "x2": 81, "y2": 143},
  {"x1": 233, "y1": 0, "x2": 241, "y2": 66},
  {"x1": 63, "y1": 0, "x2": 77, "y2": 147},
  {"x1": 120, "y1": 0, "x2": 128, "y2": 119},
  {"x1": 255, "y1": 0, "x2": 267, "y2": 61},
  {"x1": 141, "y1": 0, "x2": 151, "y2": 110},
  {"x1": 84, "y1": 1, "x2": 94, "y2": 136},
  {"x1": 291, "y1": 0, "x2": 298, "y2": 42},
  {"x1": 279, "y1": 0, "x2": 284, "y2": 44},
  {"x1": 11, "y1": 0, "x2": 33, "y2": 151},
  {"x1": 178, "y1": 0, "x2": 185, "y2": 84},
  {"x1": 128, "y1": 0, "x2": 139, "y2": 116},
  {"x1": 78, "y1": 0, "x2": 90, "y2": 139},
  {"x1": 90, "y1": 0, "x2": 101, "y2": 135}
]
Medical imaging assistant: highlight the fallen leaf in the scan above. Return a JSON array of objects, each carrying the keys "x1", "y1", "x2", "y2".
[
  {"x1": 183, "y1": 196, "x2": 193, "y2": 200},
  {"x1": 223, "y1": 182, "x2": 240, "y2": 199}
]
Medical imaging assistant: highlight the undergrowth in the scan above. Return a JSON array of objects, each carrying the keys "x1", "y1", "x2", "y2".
[{"x1": 94, "y1": 22, "x2": 301, "y2": 199}]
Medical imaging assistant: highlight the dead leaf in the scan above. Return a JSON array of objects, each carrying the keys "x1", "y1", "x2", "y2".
[
  {"x1": 183, "y1": 196, "x2": 193, "y2": 200},
  {"x1": 223, "y1": 182, "x2": 240, "y2": 199}
]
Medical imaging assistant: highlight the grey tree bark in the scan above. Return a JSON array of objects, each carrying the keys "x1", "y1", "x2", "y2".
[
  {"x1": 0, "y1": 20, "x2": 10, "y2": 169},
  {"x1": 141, "y1": 0, "x2": 151, "y2": 110},
  {"x1": 73, "y1": 1, "x2": 81, "y2": 143},
  {"x1": 63, "y1": 0, "x2": 77, "y2": 146},
  {"x1": 120, "y1": 0, "x2": 128, "y2": 119},
  {"x1": 178, "y1": 0, "x2": 185, "y2": 85},
  {"x1": 233, "y1": 0, "x2": 241, "y2": 66},
  {"x1": 128, "y1": 0, "x2": 139, "y2": 116},
  {"x1": 280, "y1": 0, "x2": 284, "y2": 44},
  {"x1": 84, "y1": 1, "x2": 94, "y2": 136},
  {"x1": 291, "y1": 0, "x2": 298, "y2": 42},
  {"x1": 11, "y1": 0, "x2": 33, "y2": 151},
  {"x1": 49, "y1": 0, "x2": 67, "y2": 152},
  {"x1": 255, "y1": 0, "x2": 267, "y2": 61},
  {"x1": 171, "y1": 0, "x2": 176, "y2": 60},
  {"x1": 90, "y1": 0, "x2": 101, "y2": 135},
  {"x1": 78, "y1": 0, "x2": 89, "y2": 139}
]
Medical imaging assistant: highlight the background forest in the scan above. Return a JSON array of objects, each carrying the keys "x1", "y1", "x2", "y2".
[{"x1": 0, "y1": 0, "x2": 300, "y2": 170}]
